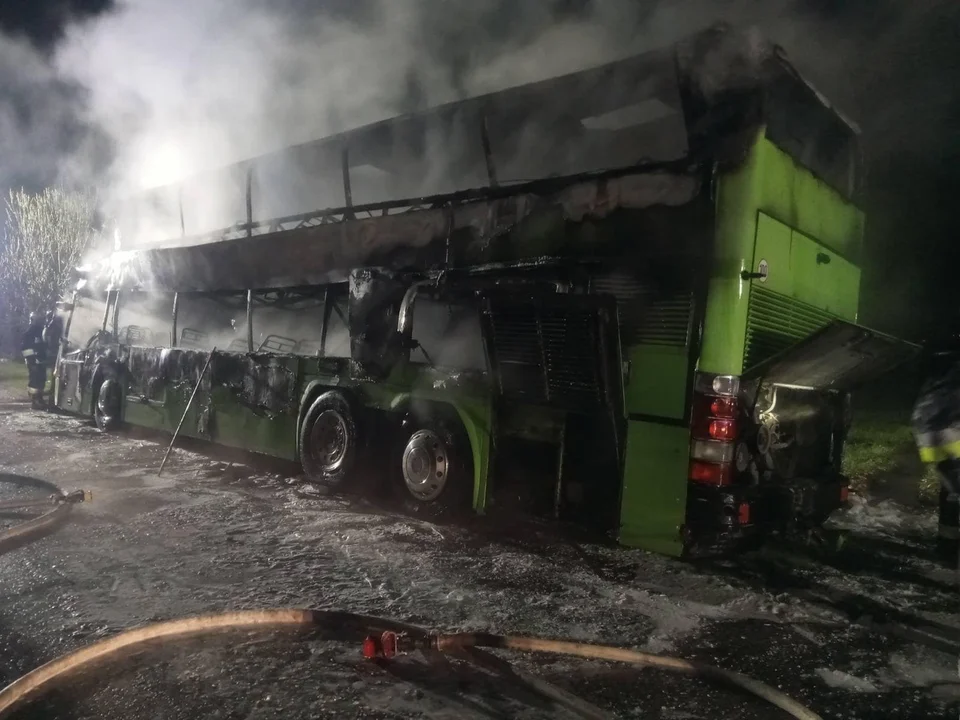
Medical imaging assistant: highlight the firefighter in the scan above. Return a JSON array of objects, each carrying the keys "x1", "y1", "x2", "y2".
[
  {"x1": 43, "y1": 309, "x2": 64, "y2": 358},
  {"x1": 911, "y1": 332, "x2": 960, "y2": 568},
  {"x1": 43, "y1": 310, "x2": 65, "y2": 405},
  {"x1": 20, "y1": 312, "x2": 48, "y2": 409}
]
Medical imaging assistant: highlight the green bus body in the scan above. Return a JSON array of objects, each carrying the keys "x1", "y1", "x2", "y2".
[
  {"x1": 55, "y1": 26, "x2": 916, "y2": 556},
  {"x1": 621, "y1": 132, "x2": 865, "y2": 555}
]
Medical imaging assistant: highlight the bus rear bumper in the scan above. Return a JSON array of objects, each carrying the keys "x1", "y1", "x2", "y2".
[{"x1": 683, "y1": 476, "x2": 850, "y2": 557}]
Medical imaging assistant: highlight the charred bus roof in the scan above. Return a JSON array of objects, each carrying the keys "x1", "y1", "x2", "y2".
[
  {"x1": 103, "y1": 22, "x2": 860, "y2": 292},
  {"x1": 98, "y1": 169, "x2": 702, "y2": 292}
]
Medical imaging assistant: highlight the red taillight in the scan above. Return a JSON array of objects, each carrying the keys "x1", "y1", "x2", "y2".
[
  {"x1": 692, "y1": 393, "x2": 740, "y2": 442},
  {"x1": 839, "y1": 485, "x2": 849, "y2": 503},
  {"x1": 738, "y1": 502, "x2": 751, "y2": 525},
  {"x1": 711, "y1": 396, "x2": 737, "y2": 418},
  {"x1": 689, "y1": 460, "x2": 732, "y2": 486},
  {"x1": 689, "y1": 372, "x2": 740, "y2": 487},
  {"x1": 708, "y1": 419, "x2": 737, "y2": 441}
]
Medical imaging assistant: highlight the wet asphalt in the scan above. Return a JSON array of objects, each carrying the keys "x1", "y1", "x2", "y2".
[{"x1": 0, "y1": 402, "x2": 957, "y2": 719}]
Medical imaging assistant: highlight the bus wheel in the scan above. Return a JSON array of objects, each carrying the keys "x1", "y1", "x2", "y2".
[
  {"x1": 94, "y1": 378, "x2": 121, "y2": 432},
  {"x1": 300, "y1": 391, "x2": 358, "y2": 490},
  {"x1": 395, "y1": 412, "x2": 472, "y2": 518}
]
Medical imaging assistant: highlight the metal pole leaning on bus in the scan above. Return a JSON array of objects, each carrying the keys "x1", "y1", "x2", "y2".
[{"x1": 158, "y1": 347, "x2": 216, "y2": 476}]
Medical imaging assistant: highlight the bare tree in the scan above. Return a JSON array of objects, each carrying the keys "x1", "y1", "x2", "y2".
[{"x1": 0, "y1": 187, "x2": 99, "y2": 353}]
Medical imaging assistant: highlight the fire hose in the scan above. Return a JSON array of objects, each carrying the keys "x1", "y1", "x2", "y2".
[
  {"x1": 0, "y1": 474, "x2": 90, "y2": 556},
  {"x1": 0, "y1": 608, "x2": 823, "y2": 720}
]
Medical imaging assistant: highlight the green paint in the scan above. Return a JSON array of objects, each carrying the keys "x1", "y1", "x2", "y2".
[
  {"x1": 751, "y1": 139, "x2": 864, "y2": 261},
  {"x1": 618, "y1": 420, "x2": 690, "y2": 556},
  {"x1": 624, "y1": 344, "x2": 689, "y2": 419},
  {"x1": 701, "y1": 132, "x2": 865, "y2": 376},
  {"x1": 698, "y1": 132, "x2": 763, "y2": 376},
  {"x1": 752, "y1": 212, "x2": 860, "y2": 321},
  {"x1": 447, "y1": 397, "x2": 494, "y2": 514},
  {"x1": 354, "y1": 377, "x2": 494, "y2": 514},
  {"x1": 621, "y1": 131, "x2": 864, "y2": 555}
]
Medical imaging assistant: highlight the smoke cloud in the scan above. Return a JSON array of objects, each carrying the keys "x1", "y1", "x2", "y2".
[{"x1": 0, "y1": 0, "x2": 955, "y2": 333}]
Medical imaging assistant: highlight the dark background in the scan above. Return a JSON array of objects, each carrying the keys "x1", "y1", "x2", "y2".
[{"x1": 1, "y1": 0, "x2": 957, "y2": 342}]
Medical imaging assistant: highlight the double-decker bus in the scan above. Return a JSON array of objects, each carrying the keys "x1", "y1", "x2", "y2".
[{"x1": 54, "y1": 24, "x2": 915, "y2": 556}]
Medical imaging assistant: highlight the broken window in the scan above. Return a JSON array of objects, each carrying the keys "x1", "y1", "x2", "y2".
[
  {"x1": 250, "y1": 286, "x2": 350, "y2": 357},
  {"x1": 116, "y1": 292, "x2": 175, "y2": 347},
  {"x1": 66, "y1": 288, "x2": 109, "y2": 351},
  {"x1": 324, "y1": 289, "x2": 350, "y2": 358},
  {"x1": 251, "y1": 288, "x2": 322, "y2": 355},
  {"x1": 410, "y1": 296, "x2": 486, "y2": 371},
  {"x1": 176, "y1": 292, "x2": 247, "y2": 351}
]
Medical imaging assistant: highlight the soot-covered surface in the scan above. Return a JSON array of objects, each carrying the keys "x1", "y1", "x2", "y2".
[{"x1": 0, "y1": 406, "x2": 956, "y2": 719}]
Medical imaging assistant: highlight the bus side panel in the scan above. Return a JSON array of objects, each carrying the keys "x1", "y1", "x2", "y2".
[
  {"x1": 697, "y1": 132, "x2": 763, "y2": 376},
  {"x1": 625, "y1": 344, "x2": 689, "y2": 419},
  {"x1": 619, "y1": 419, "x2": 689, "y2": 556},
  {"x1": 700, "y1": 131, "x2": 865, "y2": 379},
  {"x1": 447, "y1": 396, "x2": 494, "y2": 514},
  {"x1": 208, "y1": 354, "x2": 299, "y2": 461},
  {"x1": 752, "y1": 139, "x2": 864, "y2": 263},
  {"x1": 122, "y1": 397, "x2": 173, "y2": 432}
]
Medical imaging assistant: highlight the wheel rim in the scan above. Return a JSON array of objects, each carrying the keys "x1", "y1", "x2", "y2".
[
  {"x1": 308, "y1": 409, "x2": 349, "y2": 473},
  {"x1": 402, "y1": 429, "x2": 448, "y2": 502},
  {"x1": 97, "y1": 380, "x2": 118, "y2": 422}
]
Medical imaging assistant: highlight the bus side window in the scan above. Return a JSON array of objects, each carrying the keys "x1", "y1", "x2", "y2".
[
  {"x1": 323, "y1": 292, "x2": 350, "y2": 358},
  {"x1": 116, "y1": 292, "x2": 175, "y2": 347},
  {"x1": 411, "y1": 297, "x2": 486, "y2": 371},
  {"x1": 176, "y1": 292, "x2": 247, "y2": 351},
  {"x1": 67, "y1": 290, "x2": 109, "y2": 351},
  {"x1": 250, "y1": 290, "x2": 321, "y2": 355}
]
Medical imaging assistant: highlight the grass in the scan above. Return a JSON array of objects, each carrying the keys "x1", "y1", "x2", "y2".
[
  {"x1": 842, "y1": 410, "x2": 939, "y2": 505},
  {"x1": 0, "y1": 360, "x2": 27, "y2": 384},
  {"x1": 0, "y1": 360, "x2": 27, "y2": 402}
]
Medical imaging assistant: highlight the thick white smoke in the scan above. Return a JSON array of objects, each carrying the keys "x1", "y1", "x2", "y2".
[{"x1": 0, "y1": 0, "x2": 951, "y2": 251}]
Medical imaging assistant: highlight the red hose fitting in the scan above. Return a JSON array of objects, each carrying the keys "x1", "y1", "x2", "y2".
[
  {"x1": 362, "y1": 631, "x2": 419, "y2": 660},
  {"x1": 362, "y1": 635, "x2": 380, "y2": 659},
  {"x1": 381, "y1": 631, "x2": 398, "y2": 659}
]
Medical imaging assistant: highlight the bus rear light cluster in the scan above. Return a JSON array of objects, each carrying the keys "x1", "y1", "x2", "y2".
[
  {"x1": 690, "y1": 460, "x2": 732, "y2": 486},
  {"x1": 689, "y1": 372, "x2": 740, "y2": 487}
]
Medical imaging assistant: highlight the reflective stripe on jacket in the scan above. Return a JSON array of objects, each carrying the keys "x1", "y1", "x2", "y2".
[{"x1": 913, "y1": 360, "x2": 960, "y2": 464}]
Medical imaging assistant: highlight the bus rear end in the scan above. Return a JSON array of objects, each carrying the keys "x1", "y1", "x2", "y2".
[
  {"x1": 677, "y1": 122, "x2": 918, "y2": 555},
  {"x1": 685, "y1": 324, "x2": 916, "y2": 555}
]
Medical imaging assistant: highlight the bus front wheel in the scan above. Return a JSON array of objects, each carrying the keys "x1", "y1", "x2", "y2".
[
  {"x1": 94, "y1": 378, "x2": 121, "y2": 432},
  {"x1": 394, "y1": 411, "x2": 472, "y2": 518},
  {"x1": 300, "y1": 391, "x2": 358, "y2": 490}
]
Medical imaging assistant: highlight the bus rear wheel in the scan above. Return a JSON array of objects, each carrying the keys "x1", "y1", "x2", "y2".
[
  {"x1": 395, "y1": 411, "x2": 472, "y2": 518},
  {"x1": 300, "y1": 391, "x2": 358, "y2": 490},
  {"x1": 94, "y1": 378, "x2": 121, "y2": 432}
]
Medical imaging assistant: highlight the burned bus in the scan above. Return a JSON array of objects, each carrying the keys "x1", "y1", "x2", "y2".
[{"x1": 54, "y1": 25, "x2": 915, "y2": 556}]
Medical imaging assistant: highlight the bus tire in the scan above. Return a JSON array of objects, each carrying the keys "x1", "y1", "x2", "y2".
[
  {"x1": 299, "y1": 391, "x2": 358, "y2": 490},
  {"x1": 394, "y1": 409, "x2": 473, "y2": 518},
  {"x1": 94, "y1": 377, "x2": 121, "y2": 432}
]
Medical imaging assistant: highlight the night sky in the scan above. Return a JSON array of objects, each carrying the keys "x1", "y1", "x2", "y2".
[{"x1": 1, "y1": 0, "x2": 958, "y2": 341}]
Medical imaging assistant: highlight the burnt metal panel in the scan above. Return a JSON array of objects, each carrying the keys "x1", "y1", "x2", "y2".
[
  {"x1": 483, "y1": 292, "x2": 619, "y2": 414},
  {"x1": 211, "y1": 352, "x2": 298, "y2": 416},
  {"x1": 96, "y1": 171, "x2": 702, "y2": 294},
  {"x1": 348, "y1": 268, "x2": 407, "y2": 377},
  {"x1": 741, "y1": 320, "x2": 919, "y2": 391}
]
